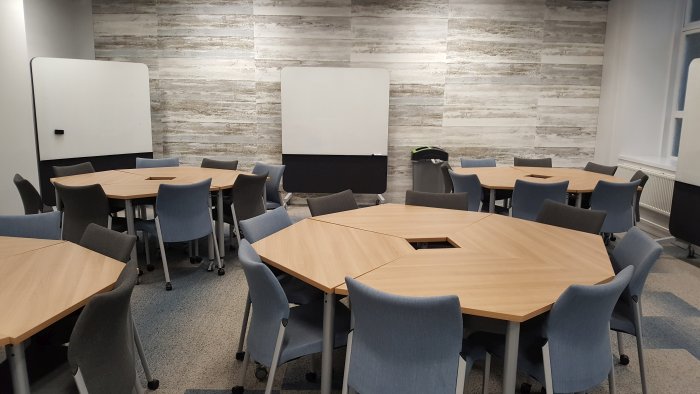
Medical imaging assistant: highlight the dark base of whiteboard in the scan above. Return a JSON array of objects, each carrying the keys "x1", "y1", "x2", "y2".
[
  {"x1": 669, "y1": 181, "x2": 700, "y2": 246},
  {"x1": 282, "y1": 154, "x2": 387, "y2": 194},
  {"x1": 38, "y1": 152, "x2": 153, "y2": 206}
]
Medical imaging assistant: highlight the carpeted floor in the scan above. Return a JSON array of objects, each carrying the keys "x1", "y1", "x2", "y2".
[{"x1": 2, "y1": 206, "x2": 699, "y2": 393}]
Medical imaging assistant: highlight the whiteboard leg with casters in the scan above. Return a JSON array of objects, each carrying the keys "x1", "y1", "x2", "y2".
[
  {"x1": 217, "y1": 190, "x2": 225, "y2": 258},
  {"x1": 489, "y1": 189, "x2": 496, "y2": 213},
  {"x1": 321, "y1": 292, "x2": 336, "y2": 394},
  {"x1": 6, "y1": 343, "x2": 30, "y2": 394},
  {"x1": 376, "y1": 194, "x2": 386, "y2": 205}
]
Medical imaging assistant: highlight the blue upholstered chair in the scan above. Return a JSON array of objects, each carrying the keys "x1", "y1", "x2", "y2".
[
  {"x1": 343, "y1": 277, "x2": 469, "y2": 394},
  {"x1": 137, "y1": 179, "x2": 222, "y2": 290},
  {"x1": 448, "y1": 169, "x2": 482, "y2": 212},
  {"x1": 232, "y1": 240, "x2": 350, "y2": 394},
  {"x1": 135, "y1": 157, "x2": 179, "y2": 168},
  {"x1": 511, "y1": 180, "x2": 569, "y2": 221},
  {"x1": 252, "y1": 162, "x2": 286, "y2": 209},
  {"x1": 460, "y1": 158, "x2": 496, "y2": 168},
  {"x1": 610, "y1": 227, "x2": 663, "y2": 394},
  {"x1": 0, "y1": 211, "x2": 62, "y2": 240},
  {"x1": 459, "y1": 158, "x2": 510, "y2": 212},
  {"x1": 234, "y1": 207, "x2": 323, "y2": 361},
  {"x1": 473, "y1": 266, "x2": 634, "y2": 394},
  {"x1": 590, "y1": 179, "x2": 641, "y2": 235}
]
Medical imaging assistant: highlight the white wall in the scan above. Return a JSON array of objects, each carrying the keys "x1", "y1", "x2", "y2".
[
  {"x1": 595, "y1": 0, "x2": 685, "y2": 165},
  {"x1": 0, "y1": 0, "x2": 39, "y2": 214},
  {"x1": 23, "y1": 0, "x2": 95, "y2": 60}
]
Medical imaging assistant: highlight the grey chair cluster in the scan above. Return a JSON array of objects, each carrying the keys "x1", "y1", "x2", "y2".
[{"x1": 13, "y1": 174, "x2": 53, "y2": 214}]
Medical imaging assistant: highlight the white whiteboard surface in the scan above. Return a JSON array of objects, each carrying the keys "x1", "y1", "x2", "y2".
[
  {"x1": 677, "y1": 59, "x2": 700, "y2": 186},
  {"x1": 32, "y1": 57, "x2": 152, "y2": 160},
  {"x1": 281, "y1": 67, "x2": 389, "y2": 156}
]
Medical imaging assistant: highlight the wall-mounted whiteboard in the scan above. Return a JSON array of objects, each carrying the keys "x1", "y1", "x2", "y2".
[
  {"x1": 281, "y1": 67, "x2": 389, "y2": 156},
  {"x1": 677, "y1": 59, "x2": 700, "y2": 187},
  {"x1": 31, "y1": 57, "x2": 152, "y2": 160}
]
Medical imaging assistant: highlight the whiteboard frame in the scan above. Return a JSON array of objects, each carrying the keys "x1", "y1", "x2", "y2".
[{"x1": 677, "y1": 59, "x2": 700, "y2": 186}]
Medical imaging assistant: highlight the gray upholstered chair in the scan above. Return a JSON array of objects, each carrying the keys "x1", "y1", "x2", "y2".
[
  {"x1": 514, "y1": 157, "x2": 553, "y2": 167},
  {"x1": 536, "y1": 199, "x2": 607, "y2": 234},
  {"x1": 610, "y1": 227, "x2": 663, "y2": 394},
  {"x1": 224, "y1": 173, "x2": 268, "y2": 247},
  {"x1": 459, "y1": 158, "x2": 510, "y2": 211},
  {"x1": 584, "y1": 161, "x2": 618, "y2": 176},
  {"x1": 473, "y1": 266, "x2": 634, "y2": 394},
  {"x1": 511, "y1": 180, "x2": 569, "y2": 221},
  {"x1": 13, "y1": 173, "x2": 53, "y2": 214},
  {"x1": 460, "y1": 158, "x2": 496, "y2": 168},
  {"x1": 53, "y1": 162, "x2": 95, "y2": 177},
  {"x1": 439, "y1": 162, "x2": 454, "y2": 193},
  {"x1": 80, "y1": 223, "x2": 136, "y2": 263},
  {"x1": 630, "y1": 170, "x2": 649, "y2": 222},
  {"x1": 234, "y1": 207, "x2": 323, "y2": 361},
  {"x1": 307, "y1": 189, "x2": 358, "y2": 217},
  {"x1": 590, "y1": 179, "x2": 641, "y2": 235},
  {"x1": 342, "y1": 277, "x2": 469, "y2": 394},
  {"x1": 232, "y1": 240, "x2": 350, "y2": 394},
  {"x1": 201, "y1": 158, "x2": 238, "y2": 170},
  {"x1": 252, "y1": 162, "x2": 286, "y2": 210},
  {"x1": 0, "y1": 211, "x2": 62, "y2": 239},
  {"x1": 448, "y1": 169, "x2": 482, "y2": 212},
  {"x1": 137, "y1": 179, "x2": 222, "y2": 290},
  {"x1": 55, "y1": 183, "x2": 126, "y2": 243},
  {"x1": 67, "y1": 260, "x2": 142, "y2": 394},
  {"x1": 135, "y1": 157, "x2": 179, "y2": 168},
  {"x1": 405, "y1": 190, "x2": 469, "y2": 211}
]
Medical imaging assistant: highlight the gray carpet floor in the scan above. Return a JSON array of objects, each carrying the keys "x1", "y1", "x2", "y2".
[{"x1": 7, "y1": 206, "x2": 700, "y2": 393}]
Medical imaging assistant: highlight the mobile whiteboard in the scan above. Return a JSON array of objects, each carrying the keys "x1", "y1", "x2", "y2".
[
  {"x1": 281, "y1": 67, "x2": 389, "y2": 156},
  {"x1": 31, "y1": 57, "x2": 152, "y2": 161}
]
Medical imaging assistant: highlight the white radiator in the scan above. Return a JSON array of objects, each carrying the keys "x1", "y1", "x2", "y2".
[{"x1": 617, "y1": 161, "x2": 676, "y2": 216}]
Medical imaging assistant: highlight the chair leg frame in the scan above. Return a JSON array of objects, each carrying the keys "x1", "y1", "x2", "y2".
[
  {"x1": 482, "y1": 352, "x2": 491, "y2": 394},
  {"x1": 542, "y1": 342, "x2": 554, "y2": 394},
  {"x1": 207, "y1": 211, "x2": 223, "y2": 271},
  {"x1": 265, "y1": 321, "x2": 287, "y2": 394},
  {"x1": 236, "y1": 294, "x2": 252, "y2": 357},
  {"x1": 154, "y1": 218, "x2": 171, "y2": 289},
  {"x1": 633, "y1": 302, "x2": 648, "y2": 394},
  {"x1": 456, "y1": 354, "x2": 467, "y2": 394},
  {"x1": 341, "y1": 330, "x2": 354, "y2": 394}
]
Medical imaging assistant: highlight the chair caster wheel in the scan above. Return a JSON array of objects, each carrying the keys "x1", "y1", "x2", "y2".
[
  {"x1": 620, "y1": 354, "x2": 630, "y2": 365},
  {"x1": 146, "y1": 264, "x2": 155, "y2": 271},
  {"x1": 147, "y1": 379, "x2": 159, "y2": 390},
  {"x1": 610, "y1": 234, "x2": 617, "y2": 241},
  {"x1": 165, "y1": 282, "x2": 172, "y2": 291},
  {"x1": 138, "y1": 268, "x2": 143, "y2": 276},
  {"x1": 231, "y1": 386, "x2": 244, "y2": 394},
  {"x1": 235, "y1": 351, "x2": 245, "y2": 361},
  {"x1": 255, "y1": 365, "x2": 268, "y2": 381},
  {"x1": 218, "y1": 268, "x2": 225, "y2": 276},
  {"x1": 305, "y1": 372, "x2": 317, "y2": 382},
  {"x1": 520, "y1": 382, "x2": 532, "y2": 393}
]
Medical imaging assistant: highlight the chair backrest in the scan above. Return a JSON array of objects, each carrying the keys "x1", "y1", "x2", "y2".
[
  {"x1": 135, "y1": 157, "x2": 179, "y2": 168},
  {"x1": 68, "y1": 260, "x2": 138, "y2": 394},
  {"x1": 439, "y1": 162, "x2": 453, "y2": 193},
  {"x1": 345, "y1": 277, "x2": 464, "y2": 394},
  {"x1": 448, "y1": 170, "x2": 482, "y2": 212},
  {"x1": 630, "y1": 170, "x2": 649, "y2": 222},
  {"x1": 307, "y1": 189, "x2": 358, "y2": 217},
  {"x1": 536, "y1": 199, "x2": 607, "y2": 234},
  {"x1": 460, "y1": 158, "x2": 496, "y2": 168},
  {"x1": 252, "y1": 162, "x2": 286, "y2": 205},
  {"x1": 13, "y1": 174, "x2": 48, "y2": 215},
  {"x1": 584, "y1": 162, "x2": 617, "y2": 176},
  {"x1": 511, "y1": 180, "x2": 569, "y2": 221},
  {"x1": 201, "y1": 158, "x2": 239, "y2": 170},
  {"x1": 405, "y1": 190, "x2": 469, "y2": 211},
  {"x1": 589, "y1": 179, "x2": 641, "y2": 233},
  {"x1": 239, "y1": 206, "x2": 293, "y2": 243},
  {"x1": 55, "y1": 183, "x2": 110, "y2": 243},
  {"x1": 230, "y1": 173, "x2": 268, "y2": 223},
  {"x1": 52, "y1": 162, "x2": 95, "y2": 177},
  {"x1": 238, "y1": 240, "x2": 290, "y2": 366},
  {"x1": 156, "y1": 178, "x2": 214, "y2": 243},
  {"x1": 0, "y1": 211, "x2": 62, "y2": 240},
  {"x1": 79, "y1": 223, "x2": 137, "y2": 263},
  {"x1": 610, "y1": 227, "x2": 662, "y2": 301},
  {"x1": 514, "y1": 157, "x2": 552, "y2": 167},
  {"x1": 545, "y1": 266, "x2": 633, "y2": 393}
]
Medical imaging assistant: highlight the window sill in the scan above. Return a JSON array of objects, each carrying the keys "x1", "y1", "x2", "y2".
[{"x1": 618, "y1": 155, "x2": 677, "y2": 173}]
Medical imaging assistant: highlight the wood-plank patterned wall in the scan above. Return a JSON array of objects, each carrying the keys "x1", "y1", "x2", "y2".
[{"x1": 93, "y1": 0, "x2": 607, "y2": 202}]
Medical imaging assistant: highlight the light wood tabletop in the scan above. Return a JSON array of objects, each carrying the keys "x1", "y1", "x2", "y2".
[
  {"x1": 310, "y1": 203, "x2": 491, "y2": 242},
  {"x1": 0, "y1": 237, "x2": 65, "y2": 258},
  {"x1": 251, "y1": 218, "x2": 415, "y2": 293},
  {"x1": 0, "y1": 241, "x2": 125, "y2": 344}
]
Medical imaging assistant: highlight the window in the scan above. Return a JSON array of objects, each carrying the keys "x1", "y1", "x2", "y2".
[{"x1": 669, "y1": 0, "x2": 700, "y2": 157}]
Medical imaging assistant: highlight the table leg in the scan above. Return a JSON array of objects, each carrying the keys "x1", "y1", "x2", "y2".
[
  {"x1": 489, "y1": 189, "x2": 496, "y2": 213},
  {"x1": 217, "y1": 190, "x2": 225, "y2": 258},
  {"x1": 6, "y1": 343, "x2": 30, "y2": 394},
  {"x1": 576, "y1": 193, "x2": 582, "y2": 208},
  {"x1": 502, "y1": 321, "x2": 520, "y2": 394},
  {"x1": 125, "y1": 199, "x2": 137, "y2": 264},
  {"x1": 321, "y1": 292, "x2": 335, "y2": 394}
]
